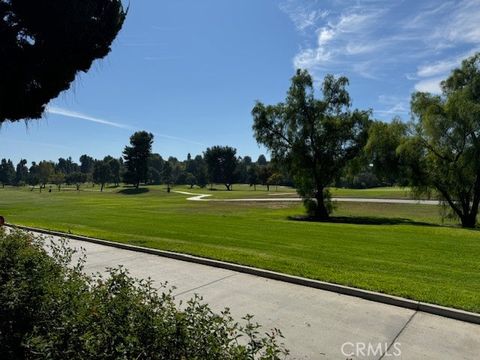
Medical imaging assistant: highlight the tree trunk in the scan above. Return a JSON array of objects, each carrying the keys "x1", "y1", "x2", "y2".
[
  {"x1": 314, "y1": 191, "x2": 330, "y2": 220},
  {"x1": 461, "y1": 211, "x2": 478, "y2": 228},
  {"x1": 266, "y1": 184, "x2": 270, "y2": 191}
]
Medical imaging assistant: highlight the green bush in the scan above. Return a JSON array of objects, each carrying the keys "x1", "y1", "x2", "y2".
[{"x1": 0, "y1": 229, "x2": 289, "y2": 359}]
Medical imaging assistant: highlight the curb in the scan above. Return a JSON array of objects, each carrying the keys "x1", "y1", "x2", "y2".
[{"x1": 5, "y1": 223, "x2": 480, "y2": 325}]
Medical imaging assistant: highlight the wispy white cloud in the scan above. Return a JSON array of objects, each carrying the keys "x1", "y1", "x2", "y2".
[
  {"x1": 414, "y1": 48, "x2": 480, "y2": 92},
  {"x1": 280, "y1": 0, "x2": 328, "y2": 32},
  {"x1": 401, "y1": 0, "x2": 480, "y2": 92},
  {"x1": 414, "y1": 77, "x2": 444, "y2": 94},
  {"x1": 292, "y1": 8, "x2": 385, "y2": 72},
  {"x1": 437, "y1": 0, "x2": 480, "y2": 45},
  {"x1": 281, "y1": 0, "x2": 480, "y2": 86},
  {"x1": 374, "y1": 95, "x2": 410, "y2": 116},
  {"x1": 416, "y1": 59, "x2": 458, "y2": 78},
  {"x1": 402, "y1": 1, "x2": 454, "y2": 30},
  {"x1": 47, "y1": 106, "x2": 133, "y2": 130}
]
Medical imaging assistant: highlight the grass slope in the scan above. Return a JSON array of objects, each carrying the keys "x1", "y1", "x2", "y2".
[{"x1": 1, "y1": 185, "x2": 479, "y2": 313}]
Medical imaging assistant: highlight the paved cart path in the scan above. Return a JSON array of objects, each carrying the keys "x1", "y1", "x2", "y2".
[
  {"x1": 173, "y1": 191, "x2": 441, "y2": 205},
  {"x1": 26, "y1": 230, "x2": 480, "y2": 360}
]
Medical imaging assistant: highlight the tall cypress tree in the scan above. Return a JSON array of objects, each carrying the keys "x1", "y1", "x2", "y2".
[{"x1": 123, "y1": 132, "x2": 154, "y2": 188}]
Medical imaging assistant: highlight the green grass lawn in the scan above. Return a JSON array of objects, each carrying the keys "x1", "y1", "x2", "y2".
[
  {"x1": 330, "y1": 186, "x2": 416, "y2": 199},
  {"x1": 1, "y1": 185, "x2": 479, "y2": 313}
]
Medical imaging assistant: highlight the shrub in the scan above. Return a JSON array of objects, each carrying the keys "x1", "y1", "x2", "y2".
[{"x1": 0, "y1": 229, "x2": 289, "y2": 359}]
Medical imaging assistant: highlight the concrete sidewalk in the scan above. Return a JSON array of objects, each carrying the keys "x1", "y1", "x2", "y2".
[{"x1": 40, "y1": 234, "x2": 480, "y2": 360}]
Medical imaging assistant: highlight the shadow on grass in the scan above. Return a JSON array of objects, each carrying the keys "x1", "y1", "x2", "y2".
[
  {"x1": 117, "y1": 188, "x2": 150, "y2": 195},
  {"x1": 288, "y1": 215, "x2": 439, "y2": 227}
]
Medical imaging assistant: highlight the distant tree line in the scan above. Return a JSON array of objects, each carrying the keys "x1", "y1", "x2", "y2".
[
  {"x1": 0, "y1": 132, "x2": 308, "y2": 192},
  {"x1": 0, "y1": 133, "x2": 387, "y2": 194}
]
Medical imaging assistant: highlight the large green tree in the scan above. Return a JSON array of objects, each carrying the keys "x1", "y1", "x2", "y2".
[
  {"x1": 104, "y1": 156, "x2": 122, "y2": 187},
  {"x1": 93, "y1": 161, "x2": 111, "y2": 192},
  {"x1": 252, "y1": 70, "x2": 370, "y2": 219},
  {"x1": 365, "y1": 118, "x2": 408, "y2": 185},
  {"x1": 14, "y1": 159, "x2": 29, "y2": 185},
  {"x1": 204, "y1": 146, "x2": 238, "y2": 191},
  {"x1": 65, "y1": 172, "x2": 87, "y2": 191},
  {"x1": 400, "y1": 53, "x2": 480, "y2": 228},
  {"x1": 37, "y1": 161, "x2": 54, "y2": 191},
  {"x1": 0, "y1": 159, "x2": 15, "y2": 187},
  {"x1": 192, "y1": 155, "x2": 208, "y2": 188},
  {"x1": 161, "y1": 161, "x2": 173, "y2": 192},
  {"x1": 0, "y1": 0, "x2": 126, "y2": 123},
  {"x1": 123, "y1": 131, "x2": 154, "y2": 188},
  {"x1": 79, "y1": 155, "x2": 95, "y2": 176},
  {"x1": 28, "y1": 162, "x2": 39, "y2": 188},
  {"x1": 50, "y1": 172, "x2": 65, "y2": 191}
]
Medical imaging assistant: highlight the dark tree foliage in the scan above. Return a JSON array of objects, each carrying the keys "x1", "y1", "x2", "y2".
[
  {"x1": 65, "y1": 172, "x2": 87, "y2": 191},
  {"x1": 161, "y1": 161, "x2": 173, "y2": 192},
  {"x1": 79, "y1": 155, "x2": 95, "y2": 175},
  {"x1": 257, "y1": 154, "x2": 268, "y2": 166},
  {"x1": 365, "y1": 118, "x2": 408, "y2": 185},
  {"x1": 247, "y1": 164, "x2": 259, "y2": 190},
  {"x1": 192, "y1": 155, "x2": 208, "y2": 188},
  {"x1": 185, "y1": 172, "x2": 197, "y2": 188},
  {"x1": 0, "y1": 0, "x2": 126, "y2": 123},
  {"x1": 0, "y1": 159, "x2": 15, "y2": 187},
  {"x1": 204, "y1": 146, "x2": 238, "y2": 191},
  {"x1": 104, "y1": 156, "x2": 122, "y2": 186},
  {"x1": 93, "y1": 161, "x2": 111, "y2": 192},
  {"x1": 56, "y1": 157, "x2": 78, "y2": 175},
  {"x1": 148, "y1": 153, "x2": 164, "y2": 184},
  {"x1": 14, "y1": 159, "x2": 28, "y2": 185},
  {"x1": 253, "y1": 70, "x2": 371, "y2": 219},
  {"x1": 123, "y1": 131, "x2": 154, "y2": 188},
  {"x1": 257, "y1": 164, "x2": 273, "y2": 191},
  {"x1": 27, "y1": 162, "x2": 39, "y2": 187},
  {"x1": 37, "y1": 161, "x2": 54, "y2": 190}
]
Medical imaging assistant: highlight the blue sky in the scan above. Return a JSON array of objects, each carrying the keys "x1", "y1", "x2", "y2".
[{"x1": 1, "y1": 0, "x2": 480, "y2": 164}]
